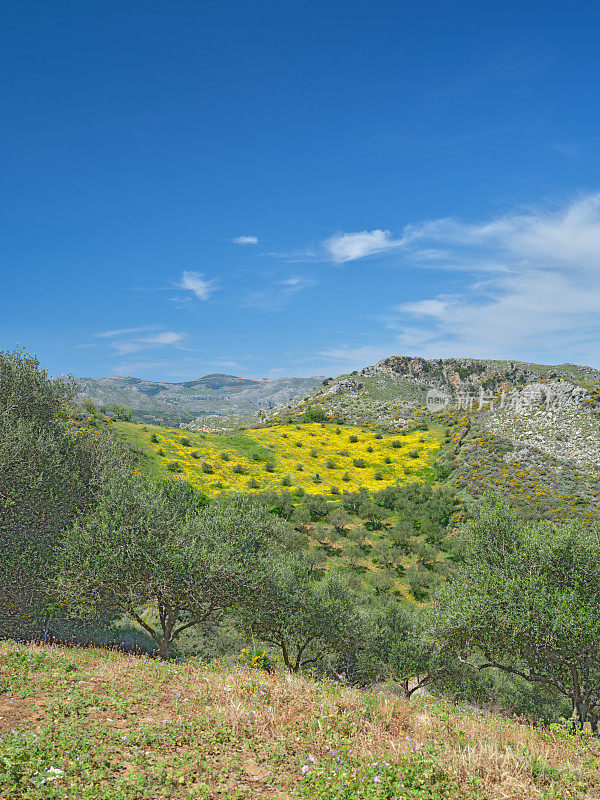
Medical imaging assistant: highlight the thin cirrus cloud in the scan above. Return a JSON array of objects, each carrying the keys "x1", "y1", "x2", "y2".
[
  {"x1": 320, "y1": 193, "x2": 600, "y2": 367},
  {"x1": 245, "y1": 276, "x2": 316, "y2": 309},
  {"x1": 232, "y1": 235, "x2": 259, "y2": 245},
  {"x1": 95, "y1": 326, "x2": 187, "y2": 356},
  {"x1": 95, "y1": 325, "x2": 159, "y2": 338}
]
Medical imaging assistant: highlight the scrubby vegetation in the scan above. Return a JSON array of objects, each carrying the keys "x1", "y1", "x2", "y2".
[{"x1": 449, "y1": 416, "x2": 600, "y2": 525}]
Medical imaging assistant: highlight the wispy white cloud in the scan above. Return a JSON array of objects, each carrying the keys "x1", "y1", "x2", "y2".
[
  {"x1": 142, "y1": 331, "x2": 185, "y2": 346},
  {"x1": 176, "y1": 270, "x2": 216, "y2": 300},
  {"x1": 92, "y1": 326, "x2": 187, "y2": 356},
  {"x1": 317, "y1": 344, "x2": 396, "y2": 364},
  {"x1": 95, "y1": 325, "x2": 161, "y2": 338},
  {"x1": 111, "y1": 330, "x2": 186, "y2": 356},
  {"x1": 323, "y1": 229, "x2": 408, "y2": 263},
  {"x1": 110, "y1": 361, "x2": 171, "y2": 376},
  {"x1": 245, "y1": 276, "x2": 316, "y2": 309},
  {"x1": 233, "y1": 235, "x2": 259, "y2": 245}
]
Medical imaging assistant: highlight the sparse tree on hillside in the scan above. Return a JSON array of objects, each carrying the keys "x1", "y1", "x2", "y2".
[
  {"x1": 327, "y1": 507, "x2": 352, "y2": 535},
  {"x1": 358, "y1": 500, "x2": 386, "y2": 530},
  {"x1": 108, "y1": 403, "x2": 132, "y2": 420}
]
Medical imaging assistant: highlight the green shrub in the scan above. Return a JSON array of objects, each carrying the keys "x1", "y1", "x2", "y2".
[
  {"x1": 342, "y1": 472, "x2": 351, "y2": 482},
  {"x1": 384, "y1": 456, "x2": 392, "y2": 464},
  {"x1": 366, "y1": 445, "x2": 373, "y2": 453},
  {"x1": 158, "y1": 448, "x2": 165, "y2": 456},
  {"x1": 374, "y1": 471, "x2": 383, "y2": 480},
  {"x1": 201, "y1": 462, "x2": 214, "y2": 474},
  {"x1": 237, "y1": 646, "x2": 279, "y2": 672},
  {"x1": 375, "y1": 433, "x2": 383, "y2": 439},
  {"x1": 392, "y1": 440, "x2": 402, "y2": 448},
  {"x1": 296, "y1": 463, "x2": 304, "y2": 471},
  {"x1": 326, "y1": 459, "x2": 337, "y2": 469},
  {"x1": 409, "y1": 450, "x2": 419, "y2": 458},
  {"x1": 310, "y1": 448, "x2": 318, "y2": 458},
  {"x1": 349, "y1": 435, "x2": 358, "y2": 443},
  {"x1": 190, "y1": 450, "x2": 200, "y2": 459},
  {"x1": 248, "y1": 478, "x2": 260, "y2": 489},
  {"x1": 312, "y1": 473, "x2": 323, "y2": 484},
  {"x1": 281, "y1": 475, "x2": 292, "y2": 486},
  {"x1": 233, "y1": 464, "x2": 247, "y2": 475},
  {"x1": 180, "y1": 437, "x2": 191, "y2": 446},
  {"x1": 353, "y1": 458, "x2": 366, "y2": 468},
  {"x1": 150, "y1": 433, "x2": 159, "y2": 443},
  {"x1": 303, "y1": 404, "x2": 327, "y2": 423},
  {"x1": 167, "y1": 461, "x2": 180, "y2": 472},
  {"x1": 265, "y1": 462, "x2": 275, "y2": 472},
  {"x1": 330, "y1": 486, "x2": 340, "y2": 495},
  {"x1": 220, "y1": 452, "x2": 230, "y2": 460}
]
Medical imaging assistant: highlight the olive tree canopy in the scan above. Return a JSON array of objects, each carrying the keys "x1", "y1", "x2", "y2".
[
  {"x1": 432, "y1": 495, "x2": 600, "y2": 729},
  {"x1": 57, "y1": 484, "x2": 288, "y2": 659}
]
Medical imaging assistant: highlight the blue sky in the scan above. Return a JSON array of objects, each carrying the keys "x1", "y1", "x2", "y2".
[{"x1": 3, "y1": 1, "x2": 600, "y2": 380}]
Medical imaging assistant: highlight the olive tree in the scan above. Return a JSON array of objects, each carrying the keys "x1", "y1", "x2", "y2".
[
  {"x1": 356, "y1": 602, "x2": 451, "y2": 697},
  {"x1": 432, "y1": 495, "x2": 600, "y2": 730},
  {"x1": 57, "y1": 481, "x2": 286, "y2": 659},
  {"x1": 240, "y1": 558, "x2": 357, "y2": 672}
]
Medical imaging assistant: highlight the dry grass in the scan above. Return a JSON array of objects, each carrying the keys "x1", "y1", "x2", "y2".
[{"x1": 1, "y1": 641, "x2": 599, "y2": 798}]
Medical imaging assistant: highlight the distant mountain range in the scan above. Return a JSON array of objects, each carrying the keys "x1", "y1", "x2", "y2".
[
  {"x1": 73, "y1": 373, "x2": 325, "y2": 424},
  {"x1": 74, "y1": 356, "x2": 600, "y2": 426}
]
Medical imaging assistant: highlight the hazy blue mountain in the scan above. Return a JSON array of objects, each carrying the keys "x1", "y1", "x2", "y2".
[{"x1": 74, "y1": 373, "x2": 325, "y2": 424}]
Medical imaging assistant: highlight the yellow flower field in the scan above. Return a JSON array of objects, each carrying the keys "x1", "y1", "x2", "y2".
[{"x1": 117, "y1": 421, "x2": 441, "y2": 497}]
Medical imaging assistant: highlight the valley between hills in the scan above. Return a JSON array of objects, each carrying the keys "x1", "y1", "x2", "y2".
[{"x1": 4, "y1": 350, "x2": 600, "y2": 799}]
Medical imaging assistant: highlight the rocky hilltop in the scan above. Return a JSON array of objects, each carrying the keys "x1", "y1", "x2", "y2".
[{"x1": 363, "y1": 356, "x2": 600, "y2": 395}]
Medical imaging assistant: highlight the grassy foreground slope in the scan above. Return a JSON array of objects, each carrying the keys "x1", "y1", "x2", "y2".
[
  {"x1": 2, "y1": 642, "x2": 600, "y2": 800},
  {"x1": 114, "y1": 421, "x2": 442, "y2": 498}
]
